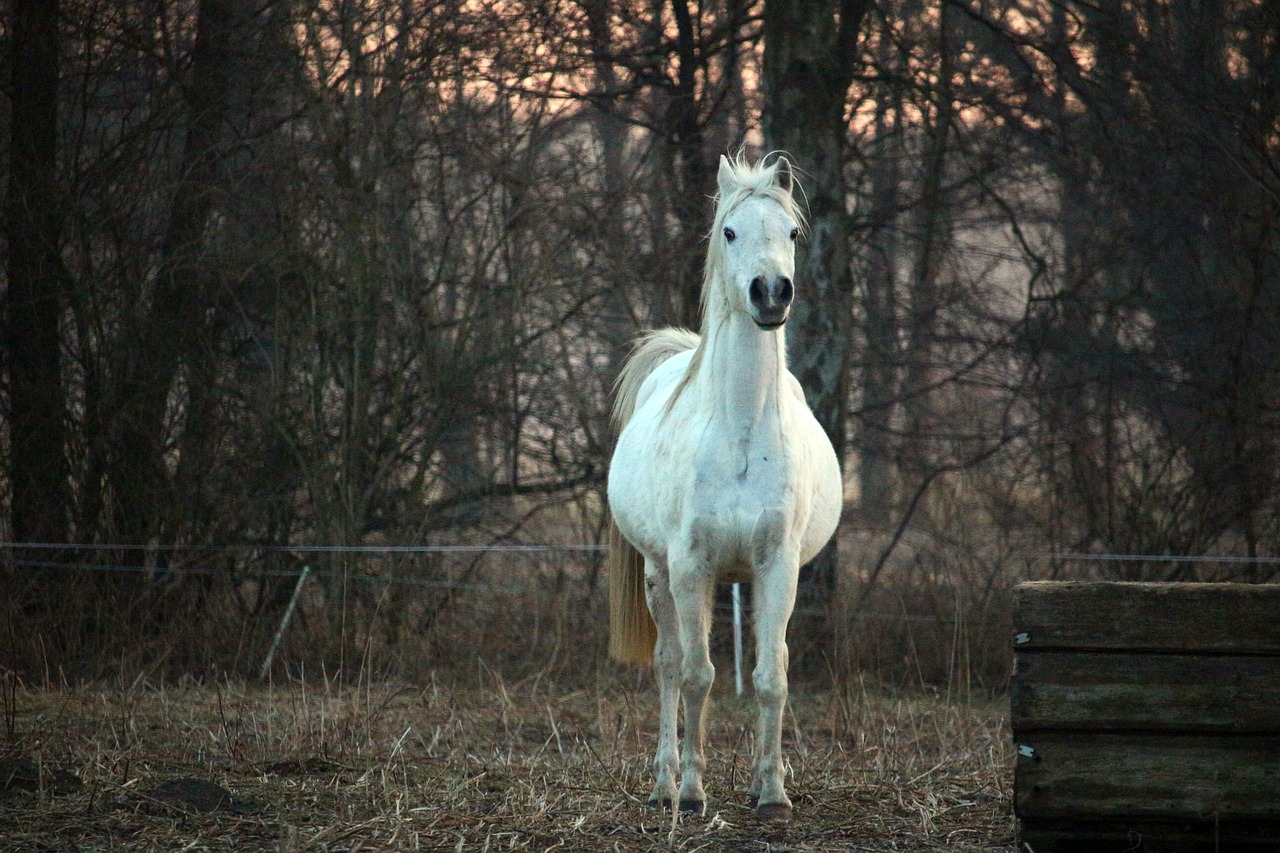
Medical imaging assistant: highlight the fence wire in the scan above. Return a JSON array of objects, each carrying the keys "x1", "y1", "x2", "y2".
[{"x1": 9, "y1": 542, "x2": 1271, "y2": 685}]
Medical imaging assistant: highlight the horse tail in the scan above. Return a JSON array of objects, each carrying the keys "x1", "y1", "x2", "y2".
[
  {"x1": 607, "y1": 328, "x2": 699, "y2": 666},
  {"x1": 606, "y1": 515, "x2": 656, "y2": 664}
]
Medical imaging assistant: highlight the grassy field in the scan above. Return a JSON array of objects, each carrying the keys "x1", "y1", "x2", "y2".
[{"x1": 1, "y1": 670, "x2": 1014, "y2": 851}]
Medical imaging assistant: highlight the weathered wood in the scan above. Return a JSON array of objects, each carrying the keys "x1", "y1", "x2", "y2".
[
  {"x1": 1015, "y1": 733, "x2": 1280, "y2": 822},
  {"x1": 1012, "y1": 652, "x2": 1280, "y2": 734},
  {"x1": 1012, "y1": 581, "x2": 1280, "y2": 849},
  {"x1": 1014, "y1": 581, "x2": 1280, "y2": 653},
  {"x1": 1019, "y1": 818, "x2": 1280, "y2": 852}
]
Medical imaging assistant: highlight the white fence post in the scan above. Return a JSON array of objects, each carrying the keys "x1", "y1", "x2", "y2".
[
  {"x1": 259, "y1": 564, "x2": 312, "y2": 680},
  {"x1": 732, "y1": 582, "x2": 744, "y2": 696}
]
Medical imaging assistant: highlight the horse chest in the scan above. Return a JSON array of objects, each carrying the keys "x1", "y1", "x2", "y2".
[
  {"x1": 692, "y1": 432, "x2": 790, "y2": 495},
  {"x1": 682, "y1": 429, "x2": 801, "y2": 557}
]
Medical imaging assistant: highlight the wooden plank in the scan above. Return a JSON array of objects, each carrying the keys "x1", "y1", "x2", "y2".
[
  {"x1": 1015, "y1": 733, "x2": 1280, "y2": 821},
  {"x1": 1011, "y1": 651, "x2": 1280, "y2": 734},
  {"x1": 1019, "y1": 818, "x2": 1280, "y2": 851},
  {"x1": 1014, "y1": 581, "x2": 1280, "y2": 654}
]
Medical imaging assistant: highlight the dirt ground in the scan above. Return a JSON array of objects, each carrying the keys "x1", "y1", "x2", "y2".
[{"x1": 0, "y1": 672, "x2": 1016, "y2": 851}]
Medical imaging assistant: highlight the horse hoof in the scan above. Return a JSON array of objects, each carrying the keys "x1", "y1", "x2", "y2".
[
  {"x1": 678, "y1": 798, "x2": 705, "y2": 815},
  {"x1": 757, "y1": 802, "x2": 793, "y2": 823},
  {"x1": 647, "y1": 797, "x2": 672, "y2": 810}
]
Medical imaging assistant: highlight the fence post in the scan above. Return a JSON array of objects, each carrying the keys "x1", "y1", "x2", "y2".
[
  {"x1": 259, "y1": 564, "x2": 312, "y2": 680},
  {"x1": 732, "y1": 582, "x2": 744, "y2": 696}
]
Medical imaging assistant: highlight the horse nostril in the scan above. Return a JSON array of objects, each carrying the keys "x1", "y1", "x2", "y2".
[
  {"x1": 778, "y1": 277, "x2": 794, "y2": 305},
  {"x1": 749, "y1": 276, "x2": 767, "y2": 306}
]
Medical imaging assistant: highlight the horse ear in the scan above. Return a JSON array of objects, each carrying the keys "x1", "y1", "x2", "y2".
[
  {"x1": 774, "y1": 156, "x2": 794, "y2": 194},
  {"x1": 717, "y1": 154, "x2": 737, "y2": 195}
]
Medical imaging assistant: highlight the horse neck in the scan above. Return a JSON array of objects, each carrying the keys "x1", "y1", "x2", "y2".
[{"x1": 697, "y1": 294, "x2": 789, "y2": 430}]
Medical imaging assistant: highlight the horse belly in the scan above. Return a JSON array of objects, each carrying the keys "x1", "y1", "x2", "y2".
[{"x1": 796, "y1": 419, "x2": 843, "y2": 565}]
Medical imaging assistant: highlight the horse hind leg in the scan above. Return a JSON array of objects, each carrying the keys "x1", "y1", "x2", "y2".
[{"x1": 644, "y1": 558, "x2": 680, "y2": 810}]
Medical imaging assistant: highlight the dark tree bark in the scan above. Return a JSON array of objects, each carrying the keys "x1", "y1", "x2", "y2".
[
  {"x1": 762, "y1": 0, "x2": 869, "y2": 590},
  {"x1": 667, "y1": 0, "x2": 715, "y2": 328},
  {"x1": 858, "y1": 94, "x2": 903, "y2": 530},
  {"x1": 898, "y1": 1, "x2": 954, "y2": 499},
  {"x1": 6, "y1": 0, "x2": 68, "y2": 544},
  {"x1": 110, "y1": 0, "x2": 237, "y2": 548}
]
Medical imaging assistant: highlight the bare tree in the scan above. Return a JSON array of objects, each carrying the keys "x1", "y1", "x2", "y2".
[{"x1": 5, "y1": 0, "x2": 68, "y2": 545}]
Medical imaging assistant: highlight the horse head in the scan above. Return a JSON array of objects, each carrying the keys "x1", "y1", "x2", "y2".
[{"x1": 710, "y1": 154, "x2": 803, "y2": 331}]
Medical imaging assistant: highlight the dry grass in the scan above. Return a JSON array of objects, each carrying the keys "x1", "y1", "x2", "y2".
[{"x1": 0, "y1": 669, "x2": 1015, "y2": 851}]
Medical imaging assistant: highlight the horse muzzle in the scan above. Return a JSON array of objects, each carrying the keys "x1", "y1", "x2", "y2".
[{"x1": 749, "y1": 274, "x2": 793, "y2": 329}]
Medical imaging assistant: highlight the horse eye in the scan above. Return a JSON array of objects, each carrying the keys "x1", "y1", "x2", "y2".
[
  {"x1": 724, "y1": 227, "x2": 736, "y2": 242},
  {"x1": 789, "y1": 227, "x2": 799, "y2": 241}
]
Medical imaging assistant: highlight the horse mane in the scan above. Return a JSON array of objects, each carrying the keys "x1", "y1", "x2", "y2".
[
  {"x1": 663, "y1": 152, "x2": 805, "y2": 416},
  {"x1": 611, "y1": 327, "x2": 701, "y2": 431}
]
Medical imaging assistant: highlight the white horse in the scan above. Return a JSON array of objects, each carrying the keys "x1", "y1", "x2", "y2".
[{"x1": 606, "y1": 153, "x2": 842, "y2": 823}]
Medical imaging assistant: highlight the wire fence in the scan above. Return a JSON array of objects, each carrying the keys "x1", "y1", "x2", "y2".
[
  {"x1": 4, "y1": 541, "x2": 1278, "y2": 687},
  {"x1": 0, "y1": 540, "x2": 1011, "y2": 622},
  {"x1": 2, "y1": 541, "x2": 613, "y2": 683}
]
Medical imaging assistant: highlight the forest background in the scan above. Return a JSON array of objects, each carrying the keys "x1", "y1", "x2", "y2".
[{"x1": 3, "y1": 0, "x2": 1278, "y2": 685}]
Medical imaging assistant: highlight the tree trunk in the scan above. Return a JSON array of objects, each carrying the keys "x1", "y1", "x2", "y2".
[
  {"x1": 668, "y1": 0, "x2": 714, "y2": 328},
  {"x1": 6, "y1": 0, "x2": 68, "y2": 545},
  {"x1": 111, "y1": 0, "x2": 237, "y2": 548},
  {"x1": 762, "y1": 0, "x2": 869, "y2": 590},
  {"x1": 858, "y1": 98, "x2": 903, "y2": 530},
  {"x1": 899, "y1": 2, "x2": 954, "y2": 498}
]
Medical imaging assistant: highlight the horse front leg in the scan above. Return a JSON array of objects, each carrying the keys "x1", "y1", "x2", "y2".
[
  {"x1": 750, "y1": 550, "x2": 800, "y2": 822},
  {"x1": 669, "y1": 558, "x2": 715, "y2": 815},
  {"x1": 644, "y1": 558, "x2": 680, "y2": 810}
]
